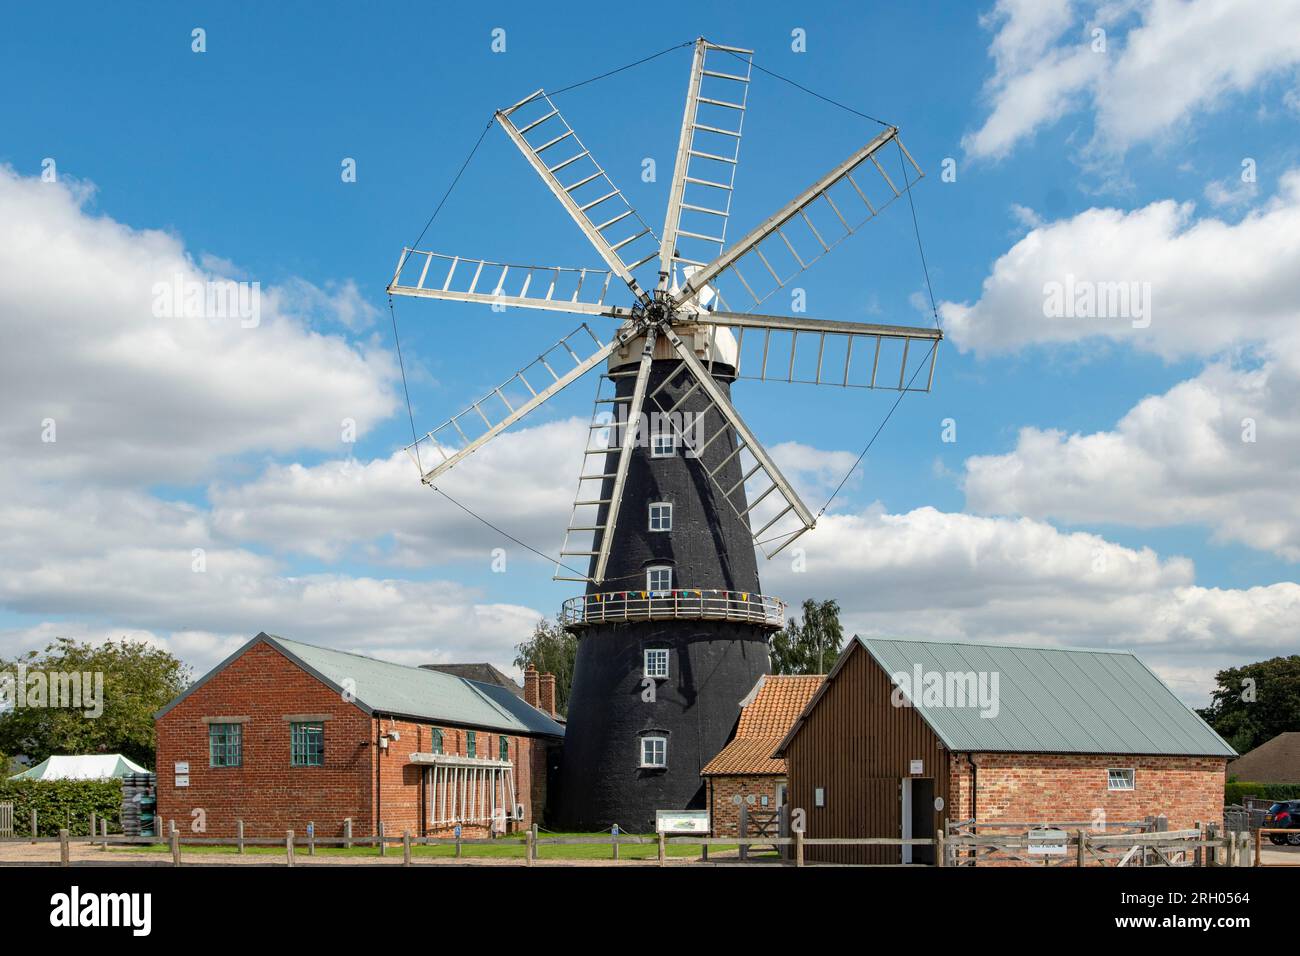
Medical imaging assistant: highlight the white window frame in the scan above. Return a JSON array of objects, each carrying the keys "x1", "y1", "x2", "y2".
[
  {"x1": 651, "y1": 430, "x2": 676, "y2": 458},
  {"x1": 647, "y1": 566, "x2": 672, "y2": 592},
  {"x1": 644, "y1": 648, "x2": 669, "y2": 679},
  {"x1": 1107, "y1": 768, "x2": 1135, "y2": 791},
  {"x1": 648, "y1": 501, "x2": 672, "y2": 532},
  {"x1": 640, "y1": 735, "x2": 667, "y2": 768}
]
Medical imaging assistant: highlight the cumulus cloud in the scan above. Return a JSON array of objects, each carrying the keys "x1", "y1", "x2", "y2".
[
  {"x1": 209, "y1": 418, "x2": 588, "y2": 566},
  {"x1": 965, "y1": 0, "x2": 1300, "y2": 161},
  {"x1": 940, "y1": 170, "x2": 1300, "y2": 358},
  {"x1": 0, "y1": 165, "x2": 398, "y2": 485},
  {"x1": 964, "y1": 350, "x2": 1300, "y2": 559}
]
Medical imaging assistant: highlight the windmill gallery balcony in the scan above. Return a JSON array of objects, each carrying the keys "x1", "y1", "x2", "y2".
[{"x1": 561, "y1": 589, "x2": 786, "y2": 629}]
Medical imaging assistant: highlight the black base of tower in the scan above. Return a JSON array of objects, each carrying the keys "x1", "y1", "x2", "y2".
[
  {"x1": 553, "y1": 619, "x2": 770, "y2": 832},
  {"x1": 551, "y1": 352, "x2": 777, "y2": 832}
]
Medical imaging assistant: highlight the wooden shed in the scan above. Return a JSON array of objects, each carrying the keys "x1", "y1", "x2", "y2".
[{"x1": 776, "y1": 637, "x2": 1235, "y2": 865}]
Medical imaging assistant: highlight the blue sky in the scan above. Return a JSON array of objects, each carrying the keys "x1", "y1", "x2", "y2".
[{"x1": 2, "y1": 1, "x2": 1298, "y2": 704}]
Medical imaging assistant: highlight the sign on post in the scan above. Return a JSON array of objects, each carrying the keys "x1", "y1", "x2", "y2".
[
  {"x1": 655, "y1": 810, "x2": 709, "y2": 834},
  {"x1": 1027, "y1": 827, "x2": 1068, "y2": 856}
]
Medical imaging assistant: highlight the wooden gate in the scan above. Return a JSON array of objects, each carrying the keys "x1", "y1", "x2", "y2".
[{"x1": 0, "y1": 802, "x2": 13, "y2": 838}]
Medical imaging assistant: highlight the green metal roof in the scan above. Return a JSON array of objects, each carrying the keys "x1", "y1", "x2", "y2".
[
  {"x1": 156, "y1": 633, "x2": 563, "y2": 738},
  {"x1": 851, "y1": 637, "x2": 1234, "y2": 757}
]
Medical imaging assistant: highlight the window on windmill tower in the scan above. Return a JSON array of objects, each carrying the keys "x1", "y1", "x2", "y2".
[
  {"x1": 644, "y1": 648, "x2": 669, "y2": 679},
  {"x1": 647, "y1": 566, "x2": 672, "y2": 592},
  {"x1": 640, "y1": 735, "x2": 667, "y2": 768},
  {"x1": 648, "y1": 501, "x2": 672, "y2": 532},
  {"x1": 651, "y1": 429, "x2": 676, "y2": 458}
]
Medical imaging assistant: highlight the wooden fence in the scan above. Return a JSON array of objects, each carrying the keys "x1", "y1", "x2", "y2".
[
  {"x1": 0, "y1": 803, "x2": 12, "y2": 839},
  {"x1": 2, "y1": 817, "x2": 1271, "y2": 868}
]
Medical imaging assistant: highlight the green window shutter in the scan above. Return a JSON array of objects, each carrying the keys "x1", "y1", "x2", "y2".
[
  {"x1": 209, "y1": 723, "x2": 242, "y2": 768},
  {"x1": 466, "y1": 731, "x2": 476, "y2": 759},
  {"x1": 291, "y1": 722, "x2": 325, "y2": 766}
]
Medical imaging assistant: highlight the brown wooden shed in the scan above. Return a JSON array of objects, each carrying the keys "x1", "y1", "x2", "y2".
[{"x1": 775, "y1": 637, "x2": 1235, "y2": 865}]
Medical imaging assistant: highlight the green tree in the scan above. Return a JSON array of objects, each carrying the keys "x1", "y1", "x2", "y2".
[
  {"x1": 513, "y1": 617, "x2": 578, "y2": 717},
  {"x1": 0, "y1": 638, "x2": 191, "y2": 769},
  {"x1": 770, "y1": 599, "x2": 844, "y2": 675},
  {"x1": 1196, "y1": 655, "x2": 1300, "y2": 754}
]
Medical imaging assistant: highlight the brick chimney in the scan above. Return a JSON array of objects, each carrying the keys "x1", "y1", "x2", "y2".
[
  {"x1": 539, "y1": 672, "x2": 557, "y2": 718},
  {"x1": 523, "y1": 665, "x2": 540, "y2": 710}
]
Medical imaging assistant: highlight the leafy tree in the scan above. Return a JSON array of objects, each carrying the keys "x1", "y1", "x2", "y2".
[
  {"x1": 770, "y1": 599, "x2": 844, "y2": 675},
  {"x1": 513, "y1": 617, "x2": 578, "y2": 717},
  {"x1": 0, "y1": 638, "x2": 191, "y2": 769},
  {"x1": 1196, "y1": 655, "x2": 1300, "y2": 754}
]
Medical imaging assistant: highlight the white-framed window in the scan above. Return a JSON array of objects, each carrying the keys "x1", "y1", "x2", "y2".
[
  {"x1": 644, "y1": 648, "x2": 669, "y2": 679},
  {"x1": 647, "y1": 566, "x2": 672, "y2": 592},
  {"x1": 651, "y1": 430, "x2": 676, "y2": 458},
  {"x1": 640, "y1": 735, "x2": 667, "y2": 768},
  {"x1": 648, "y1": 501, "x2": 672, "y2": 532},
  {"x1": 1107, "y1": 768, "x2": 1135, "y2": 791}
]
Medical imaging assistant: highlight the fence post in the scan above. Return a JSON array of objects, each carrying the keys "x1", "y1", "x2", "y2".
[
  {"x1": 1206, "y1": 823, "x2": 1218, "y2": 866},
  {"x1": 611, "y1": 824, "x2": 618, "y2": 861},
  {"x1": 531, "y1": 823, "x2": 538, "y2": 862},
  {"x1": 657, "y1": 830, "x2": 666, "y2": 866},
  {"x1": 935, "y1": 828, "x2": 945, "y2": 867},
  {"x1": 739, "y1": 803, "x2": 748, "y2": 862},
  {"x1": 308, "y1": 821, "x2": 315, "y2": 856},
  {"x1": 30, "y1": 809, "x2": 38, "y2": 843},
  {"x1": 100, "y1": 817, "x2": 108, "y2": 849},
  {"x1": 795, "y1": 828, "x2": 804, "y2": 868},
  {"x1": 169, "y1": 828, "x2": 181, "y2": 866},
  {"x1": 343, "y1": 817, "x2": 352, "y2": 850},
  {"x1": 525, "y1": 826, "x2": 533, "y2": 866},
  {"x1": 1194, "y1": 821, "x2": 1203, "y2": 867},
  {"x1": 59, "y1": 828, "x2": 70, "y2": 866},
  {"x1": 1075, "y1": 830, "x2": 1086, "y2": 867},
  {"x1": 455, "y1": 825, "x2": 463, "y2": 858},
  {"x1": 403, "y1": 830, "x2": 412, "y2": 866},
  {"x1": 1254, "y1": 827, "x2": 1261, "y2": 867},
  {"x1": 286, "y1": 830, "x2": 295, "y2": 867},
  {"x1": 378, "y1": 821, "x2": 386, "y2": 857},
  {"x1": 90, "y1": 812, "x2": 97, "y2": 841},
  {"x1": 1223, "y1": 828, "x2": 1235, "y2": 867},
  {"x1": 237, "y1": 819, "x2": 245, "y2": 854}
]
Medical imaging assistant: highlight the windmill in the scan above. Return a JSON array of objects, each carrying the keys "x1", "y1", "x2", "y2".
[{"x1": 388, "y1": 38, "x2": 941, "y2": 829}]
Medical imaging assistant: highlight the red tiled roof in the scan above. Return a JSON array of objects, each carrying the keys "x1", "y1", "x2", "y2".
[{"x1": 702, "y1": 674, "x2": 824, "y2": 776}]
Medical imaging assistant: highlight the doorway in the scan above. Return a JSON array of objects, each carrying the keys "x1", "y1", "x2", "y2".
[{"x1": 900, "y1": 778, "x2": 935, "y2": 865}]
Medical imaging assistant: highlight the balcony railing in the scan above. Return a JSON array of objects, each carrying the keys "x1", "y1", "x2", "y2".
[{"x1": 561, "y1": 589, "x2": 787, "y2": 629}]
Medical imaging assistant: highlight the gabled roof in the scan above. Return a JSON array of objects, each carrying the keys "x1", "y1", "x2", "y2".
[
  {"x1": 156, "y1": 633, "x2": 563, "y2": 738},
  {"x1": 9, "y1": 754, "x2": 149, "y2": 781},
  {"x1": 421, "y1": 663, "x2": 523, "y2": 697},
  {"x1": 1228, "y1": 732, "x2": 1300, "y2": 783},
  {"x1": 702, "y1": 674, "x2": 824, "y2": 776},
  {"x1": 777, "y1": 637, "x2": 1235, "y2": 758}
]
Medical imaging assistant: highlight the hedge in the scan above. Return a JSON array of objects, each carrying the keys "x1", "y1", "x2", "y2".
[
  {"x1": 0, "y1": 779, "x2": 123, "y2": 836},
  {"x1": 1225, "y1": 781, "x2": 1300, "y2": 806}
]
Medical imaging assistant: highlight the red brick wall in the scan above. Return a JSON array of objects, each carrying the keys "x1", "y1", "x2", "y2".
[
  {"x1": 958, "y1": 752, "x2": 1227, "y2": 832},
  {"x1": 705, "y1": 776, "x2": 783, "y2": 837},
  {"x1": 156, "y1": 641, "x2": 374, "y2": 839},
  {"x1": 157, "y1": 641, "x2": 547, "y2": 840}
]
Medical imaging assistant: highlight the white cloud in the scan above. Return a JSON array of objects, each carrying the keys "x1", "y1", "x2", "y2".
[
  {"x1": 0, "y1": 166, "x2": 398, "y2": 485},
  {"x1": 764, "y1": 505, "x2": 1300, "y2": 701},
  {"x1": 964, "y1": 350, "x2": 1300, "y2": 559},
  {"x1": 965, "y1": 0, "x2": 1300, "y2": 161},
  {"x1": 940, "y1": 169, "x2": 1300, "y2": 358},
  {"x1": 209, "y1": 418, "x2": 587, "y2": 566}
]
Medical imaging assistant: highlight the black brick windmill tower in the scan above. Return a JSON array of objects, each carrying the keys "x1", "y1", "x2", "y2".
[{"x1": 388, "y1": 38, "x2": 942, "y2": 830}]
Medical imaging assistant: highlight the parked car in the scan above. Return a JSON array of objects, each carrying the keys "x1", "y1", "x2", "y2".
[{"x1": 1263, "y1": 801, "x2": 1300, "y2": 845}]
